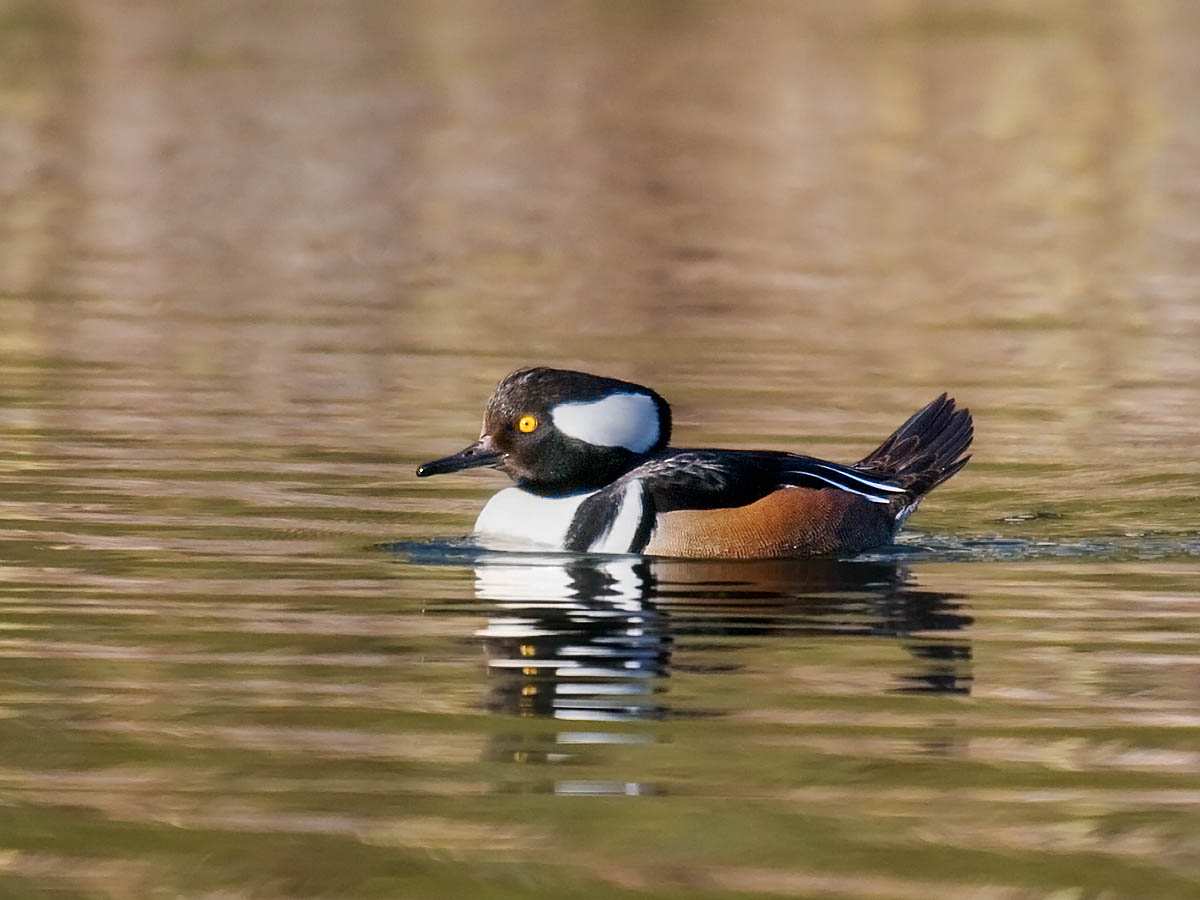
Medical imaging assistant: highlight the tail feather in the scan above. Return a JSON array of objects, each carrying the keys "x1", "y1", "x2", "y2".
[{"x1": 855, "y1": 394, "x2": 973, "y2": 506}]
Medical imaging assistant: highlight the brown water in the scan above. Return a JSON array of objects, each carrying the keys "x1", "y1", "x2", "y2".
[{"x1": 2, "y1": 1, "x2": 1200, "y2": 897}]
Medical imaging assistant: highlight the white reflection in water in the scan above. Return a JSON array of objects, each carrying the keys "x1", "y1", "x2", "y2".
[{"x1": 475, "y1": 557, "x2": 670, "y2": 722}]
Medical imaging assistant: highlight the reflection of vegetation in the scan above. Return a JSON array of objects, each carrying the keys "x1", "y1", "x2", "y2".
[
  {"x1": 0, "y1": 1, "x2": 78, "y2": 95},
  {"x1": 873, "y1": 9, "x2": 1054, "y2": 37},
  {"x1": 0, "y1": 1, "x2": 79, "y2": 311}
]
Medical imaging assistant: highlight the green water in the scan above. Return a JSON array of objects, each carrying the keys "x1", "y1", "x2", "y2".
[{"x1": 2, "y1": 0, "x2": 1199, "y2": 897}]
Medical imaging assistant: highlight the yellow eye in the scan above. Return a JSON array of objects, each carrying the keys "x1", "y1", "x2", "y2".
[{"x1": 517, "y1": 414, "x2": 538, "y2": 433}]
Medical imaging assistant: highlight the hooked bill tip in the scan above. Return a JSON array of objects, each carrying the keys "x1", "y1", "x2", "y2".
[{"x1": 416, "y1": 441, "x2": 504, "y2": 478}]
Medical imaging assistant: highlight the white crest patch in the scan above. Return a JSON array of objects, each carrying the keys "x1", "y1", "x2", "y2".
[
  {"x1": 550, "y1": 392, "x2": 660, "y2": 453},
  {"x1": 474, "y1": 487, "x2": 596, "y2": 549}
]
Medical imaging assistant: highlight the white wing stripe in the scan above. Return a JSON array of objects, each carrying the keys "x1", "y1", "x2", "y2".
[
  {"x1": 810, "y1": 463, "x2": 905, "y2": 492},
  {"x1": 785, "y1": 470, "x2": 893, "y2": 504}
]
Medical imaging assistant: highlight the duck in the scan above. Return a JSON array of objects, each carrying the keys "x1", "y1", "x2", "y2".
[{"x1": 417, "y1": 367, "x2": 972, "y2": 558}]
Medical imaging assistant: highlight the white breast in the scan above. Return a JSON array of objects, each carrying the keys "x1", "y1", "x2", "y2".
[{"x1": 473, "y1": 487, "x2": 596, "y2": 549}]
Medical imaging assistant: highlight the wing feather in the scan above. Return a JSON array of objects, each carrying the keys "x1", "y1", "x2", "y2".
[{"x1": 631, "y1": 450, "x2": 904, "y2": 512}]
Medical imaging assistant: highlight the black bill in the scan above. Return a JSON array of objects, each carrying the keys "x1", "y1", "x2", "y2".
[{"x1": 416, "y1": 438, "x2": 504, "y2": 477}]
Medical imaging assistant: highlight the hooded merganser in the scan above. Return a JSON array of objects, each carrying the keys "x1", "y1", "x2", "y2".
[{"x1": 417, "y1": 367, "x2": 973, "y2": 558}]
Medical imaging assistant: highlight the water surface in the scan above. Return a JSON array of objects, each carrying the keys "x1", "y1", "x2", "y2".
[{"x1": 2, "y1": 1, "x2": 1200, "y2": 897}]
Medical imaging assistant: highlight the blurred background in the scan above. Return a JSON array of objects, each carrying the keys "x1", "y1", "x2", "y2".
[{"x1": 2, "y1": 1, "x2": 1199, "y2": 898}]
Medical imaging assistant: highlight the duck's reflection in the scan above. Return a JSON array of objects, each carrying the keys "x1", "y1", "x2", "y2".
[
  {"x1": 475, "y1": 558, "x2": 670, "y2": 720},
  {"x1": 472, "y1": 554, "x2": 972, "y2": 722}
]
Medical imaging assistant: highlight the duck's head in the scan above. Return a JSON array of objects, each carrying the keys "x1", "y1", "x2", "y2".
[{"x1": 417, "y1": 367, "x2": 671, "y2": 496}]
